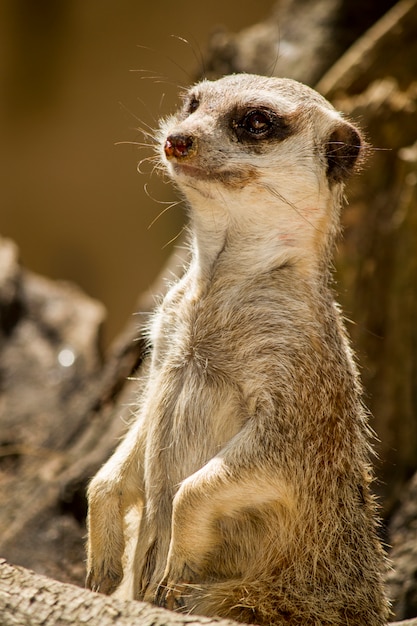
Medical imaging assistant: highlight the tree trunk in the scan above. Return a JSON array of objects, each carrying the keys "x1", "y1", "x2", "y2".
[
  {"x1": 0, "y1": 559, "x2": 238, "y2": 626},
  {"x1": 0, "y1": 560, "x2": 415, "y2": 626}
]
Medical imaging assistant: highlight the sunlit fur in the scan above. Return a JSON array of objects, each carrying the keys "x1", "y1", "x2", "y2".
[{"x1": 86, "y1": 74, "x2": 389, "y2": 625}]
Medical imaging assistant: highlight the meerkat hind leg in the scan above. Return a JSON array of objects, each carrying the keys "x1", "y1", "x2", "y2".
[{"x1": 156, "y1": 455, "x2": 293, "y2": 610}]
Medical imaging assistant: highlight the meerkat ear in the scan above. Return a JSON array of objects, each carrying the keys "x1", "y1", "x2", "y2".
[{"x1": 325, "y1": 122, "x2": 363, "y2": 184}]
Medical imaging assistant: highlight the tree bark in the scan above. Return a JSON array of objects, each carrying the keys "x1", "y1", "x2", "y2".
[
  {"x1": 0, "y1": 559, "x2": 239, "y2": 626},
  {"x1": 0, "y1": 559, "x2": 415, "y2": 626}
]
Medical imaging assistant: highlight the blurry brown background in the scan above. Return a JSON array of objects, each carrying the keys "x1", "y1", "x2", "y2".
[{"x1": 0, "y1": 0, "x2": 273, "y2": 344}]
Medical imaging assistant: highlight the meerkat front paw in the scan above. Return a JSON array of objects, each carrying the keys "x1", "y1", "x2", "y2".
[{"x1": 86, "y1": 562, "x2": 123, "y2": 595}]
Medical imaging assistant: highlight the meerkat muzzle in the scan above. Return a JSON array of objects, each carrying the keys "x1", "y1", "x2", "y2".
[{"x1": 164, "y1": 134, "x2": 195, "y2": 159}]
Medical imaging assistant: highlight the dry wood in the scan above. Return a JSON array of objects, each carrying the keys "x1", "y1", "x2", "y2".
[
  {"x1": 0, "y1": 559, "x2": 238, "y2": 626},
  {"x1": 316, "y1": 0, "x2": 417, "y2": 97},
  {"x1": 0, "y1": 560, "x2": 415, "y2": 626}
]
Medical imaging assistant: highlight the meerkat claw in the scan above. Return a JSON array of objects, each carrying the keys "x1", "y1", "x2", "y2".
[{"x1": 155, "y1": 581, "x2": 187, "y2": 611}]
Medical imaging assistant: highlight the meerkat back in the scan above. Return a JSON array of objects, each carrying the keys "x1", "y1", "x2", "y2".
[{"x1": 86, "y1": 74, "x2": 390, "y2": 625}]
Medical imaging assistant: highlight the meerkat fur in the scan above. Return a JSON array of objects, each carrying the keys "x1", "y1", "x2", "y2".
[{"x1": 86, "y1": 74, "x2": 390, "y2": 625}]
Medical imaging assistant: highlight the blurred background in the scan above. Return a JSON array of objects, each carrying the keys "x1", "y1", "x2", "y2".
[{"x1": 0, "y1": 0, "x2": 274, "y2": 345}]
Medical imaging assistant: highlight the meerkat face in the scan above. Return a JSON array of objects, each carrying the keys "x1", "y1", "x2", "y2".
[
  {"x1": 158, "y1": 75, "x2": 362, "y2": 264},
  {"x1": 159, "y1": 74, "x2": 362, "y2": 194}
]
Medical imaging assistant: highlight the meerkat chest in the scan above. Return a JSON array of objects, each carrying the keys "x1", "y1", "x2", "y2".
[
  {"x1": 145, "y1": 287, "x2": 252, "y2": 483},
  {"x1": 150, "y1": 278, "x2": 244, "y2": 377},
  {"x1": 144, "y1": 362, "x2": 245, "y2": 489},
  {"x1": 145, "y1": 269, "x2": 317, "y2": 484}
]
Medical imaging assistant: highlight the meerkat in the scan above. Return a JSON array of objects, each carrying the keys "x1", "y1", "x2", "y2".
[{"x1": 86, "y1": 74, "x2": 390, "y2": 625}]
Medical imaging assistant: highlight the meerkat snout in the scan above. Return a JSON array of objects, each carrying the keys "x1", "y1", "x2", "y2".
[{"x1": 164, "y1": 134, "x2": 195, "y2": 159}]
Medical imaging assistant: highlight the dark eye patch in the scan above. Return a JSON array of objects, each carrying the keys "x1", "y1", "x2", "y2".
[
  {"x1": 231, "y1": 107, "x2": 292, "y2": 144},
  {"x1": 186, "y1": 96, "x2": 200, "y2": 114}
]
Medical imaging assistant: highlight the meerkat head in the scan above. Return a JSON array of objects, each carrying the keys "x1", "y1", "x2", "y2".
[{"x1": 157, "y1": 74, "x2": 363, "y2": 268}]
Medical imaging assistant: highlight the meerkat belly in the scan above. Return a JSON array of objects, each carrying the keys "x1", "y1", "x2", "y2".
[{"x1": 145, "y1": 357, "x2": 244, "y2": 495}]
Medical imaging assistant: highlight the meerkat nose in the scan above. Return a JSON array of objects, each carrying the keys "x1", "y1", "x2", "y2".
[{"x1": 164, "y1": 134, "x2": 195, "y2": 159}]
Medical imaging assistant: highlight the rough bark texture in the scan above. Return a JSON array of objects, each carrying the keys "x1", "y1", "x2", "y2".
[
  {"x1": 0, "y1": 560, "x2": 415, "y2": 626},
  {"x1": 0, "y1": 560, "x2": 238, "y2": 626},
  {"x1": 1, "y1": 0, "x2": 417, "y2": 623}
]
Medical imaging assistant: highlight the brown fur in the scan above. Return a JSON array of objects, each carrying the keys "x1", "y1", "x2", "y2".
[{"x1": 86, "y1": 74, "x2": 389, "y2": 625}]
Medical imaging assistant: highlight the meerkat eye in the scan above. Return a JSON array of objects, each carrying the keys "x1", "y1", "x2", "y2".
[
  {"x1": 187, "y1": 97, "x2": 199, "y2": 114},
  {"x1": 242, "y1": 110, "x2": 272, "y2": 135},
  {"x1": 231, "y1": 108, "x2": 287, "y2": 143}
]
